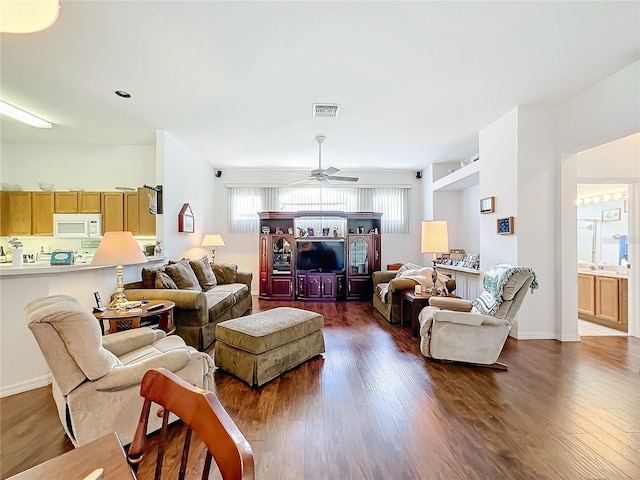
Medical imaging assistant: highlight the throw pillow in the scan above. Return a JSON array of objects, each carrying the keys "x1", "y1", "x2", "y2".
[
  {"x1": 155, "y1": 270, "x2": 178, "y2": 290},
  {"x1": 211, "y1": 263, "x2": 238, "y2": 284},
  {"x1": 141, "y1": 267, "x2": 160, "y2": 289},
  {"x1": 189, "y1": 256, "x2": 218, "y2": 291},
  {"x1": 164, "y1": 260, "x2": 201, "y2": 291}
]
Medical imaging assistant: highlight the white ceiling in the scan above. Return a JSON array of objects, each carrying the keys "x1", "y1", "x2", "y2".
[{"x1": 1, "y1": 1, "x2": 639, "y2": 172}]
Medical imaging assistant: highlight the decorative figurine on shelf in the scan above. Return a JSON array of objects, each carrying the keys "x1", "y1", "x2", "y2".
[
  {"x1": 275, "y1": 227, "x2": 283, "y2": 234},
  {"x1": 322, "y1": 227, "x2": 330, "y2": 237},
  {"x1": 307, "y1": 227, "x2": 315, "y2": 237},
  {"x1": 288, "y1": 227, "x2": 294, "y2": 234},
  {"x1": 298, "y1": 227, "x2": 306, "y2": 237},
  {"x1": 333, "y1": 227, "x2": 339, "y2": 237}
]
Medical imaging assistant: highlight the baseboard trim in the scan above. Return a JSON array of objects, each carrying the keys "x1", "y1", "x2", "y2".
[
  {"x1": 511, "y1": 332, "x2": 557, "y2": 340},
  {"x1": 0, "y1": 374, "x2": 52, "y2": 398}
]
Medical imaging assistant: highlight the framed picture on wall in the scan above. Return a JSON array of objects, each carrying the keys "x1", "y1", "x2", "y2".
[
  {"x1": 602, "y1": 208, "x2": 621, "y2": 222},
  {"x1": 178, "y1": 203, "x2": 195, "y2": 233},
  {"x1": 497, "y1": 217, "x2": 515, "y2": 235},
  {"x1": 480, "y1": 196, "x2": 495, "y2": 214}
]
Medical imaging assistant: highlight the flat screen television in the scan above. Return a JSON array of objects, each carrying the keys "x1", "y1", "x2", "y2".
[{"x1": 296, "y1": 239, "x2": 345, "y2": 272}]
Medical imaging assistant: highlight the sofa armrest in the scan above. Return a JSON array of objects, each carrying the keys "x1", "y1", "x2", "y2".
[
  {"x1": 428, "y1": 297, "x2": 472, "y2": 312},
  {"x1": 236, "y1": 271, "x2": 253, "y2": 289},
  {"x1": 123, "y1": 289, "x2": 207, "y2": 311},
  {"x1": 102, "y1": 327, "x2": 166, "y2": 357},
  {"x1": 93, "y1": 350, "x2": 191, "y2": 391},
  {"x1": 372, "y1": 271, "x2": 397, "y2": 285},
  {"x1": 388, "y1": 277, "x2": 417, "y2": 293}
]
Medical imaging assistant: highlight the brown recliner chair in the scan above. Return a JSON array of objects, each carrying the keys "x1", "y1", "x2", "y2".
[{"x1": 418, "y1": 265, "x2": 538, "y2": 369}]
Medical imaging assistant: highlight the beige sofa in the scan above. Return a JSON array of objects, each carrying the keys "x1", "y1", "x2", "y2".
[
  {"x1": 372, "y1": 263, "x2": 456, "y2": 324},
  {"x1": 124, "y1": 260, "x2": 252, "y2": 350}
]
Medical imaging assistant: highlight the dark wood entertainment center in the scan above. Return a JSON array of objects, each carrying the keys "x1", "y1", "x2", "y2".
[{"x1": 259, "y1": 211, "x2": 382, "y2": 301}]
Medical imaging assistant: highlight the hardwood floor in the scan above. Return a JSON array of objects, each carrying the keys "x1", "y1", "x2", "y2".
[{"x1": 2, "y1": 299, "x2": 640, "y2": 479}]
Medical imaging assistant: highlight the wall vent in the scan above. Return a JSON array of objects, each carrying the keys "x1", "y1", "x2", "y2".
[{"x1": 313, "y1": 104, "x2": 340, "y2": 117}]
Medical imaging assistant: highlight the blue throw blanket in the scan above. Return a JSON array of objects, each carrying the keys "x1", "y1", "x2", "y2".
[{"x1": 472, "y1": 264, "x2": 539, "y2": 315}]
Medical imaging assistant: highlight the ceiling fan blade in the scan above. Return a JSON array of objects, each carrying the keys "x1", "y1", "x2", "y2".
[
  {"x1": 320, "y1": 178, "x2": 332, "y2": 188},
  {"x1": 289, "y1": 178, "x2": 312, "y2": 185},
  {"x1": 323, "y1": 166, "x2": 339, "y2": 176},
  {"x1": 327, "y1": 175, "x2": 359, "y2": 182}
]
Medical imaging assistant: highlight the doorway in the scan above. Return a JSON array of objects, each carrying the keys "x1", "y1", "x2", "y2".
[{"x1": 576, "y1": 184, "x2": 630, "y2": 337}]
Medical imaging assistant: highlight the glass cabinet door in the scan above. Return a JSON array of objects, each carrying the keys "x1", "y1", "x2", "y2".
[
  {"x1": 349, "y1": 236, "x2": 369, "y2": 274},
  {"x1": 272, "y1": 235, "x2": 292, "y2": 273}
]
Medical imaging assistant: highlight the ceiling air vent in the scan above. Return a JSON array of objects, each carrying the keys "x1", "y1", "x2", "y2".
[{"x1": 313, "y1": 104, "x2": 340, "y2": 118}]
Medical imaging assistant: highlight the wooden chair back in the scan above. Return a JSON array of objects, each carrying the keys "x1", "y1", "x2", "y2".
[{"x1": 127, "y1": 368, "x2": 254, "y2": 480}]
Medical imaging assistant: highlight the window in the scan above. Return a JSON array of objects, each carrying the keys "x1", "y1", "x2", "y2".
[{"x1": 228, "y1": 186, "x2": 409, "y2": 233}]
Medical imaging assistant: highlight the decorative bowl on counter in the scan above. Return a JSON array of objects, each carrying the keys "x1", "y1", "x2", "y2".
[
  {"x1": 39, "y1": 182, "x2": 55, "y2": 191},
  {"x1": 1, "y1": 183, "x2": 23, "y2": 191}
]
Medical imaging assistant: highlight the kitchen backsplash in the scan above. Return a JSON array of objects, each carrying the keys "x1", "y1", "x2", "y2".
[{"x1": 0, "y1": 236, "x2": 156, "y2": 263}]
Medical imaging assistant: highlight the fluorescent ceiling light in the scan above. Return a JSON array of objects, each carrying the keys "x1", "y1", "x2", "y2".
[
  {"x1": 0, "y1": 0, "x2": 60, "y2": 34},
  {"x1": 0, "y1": 101, "x2": 52, "y2": 128}
]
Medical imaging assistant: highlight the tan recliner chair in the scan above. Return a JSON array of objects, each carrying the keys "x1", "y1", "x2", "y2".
[
  {"x1": 418, "y1": 265, "x2": 538, "y2": 369},
  {"x1": 26, "y1": 295, "x2": 214, "y2": 447}
]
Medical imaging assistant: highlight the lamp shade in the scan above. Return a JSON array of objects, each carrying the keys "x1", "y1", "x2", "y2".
[
  {"x1": 92, "y1": 232, "x2": 148, "y2": 267},
  {"x1": 421, "y1": 220, "x2": 449, "y2": 253},
  {"x1": 201, "y1": 234, "x2": 225, "y2": 247},
  {"x1": 0, "y1": 0, "x2": 60, "y2": 33}
]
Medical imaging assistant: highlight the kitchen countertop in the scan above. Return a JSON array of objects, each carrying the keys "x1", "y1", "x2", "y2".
[
  {"x1": 577, "y1": 268, "x2": 628, "y2": 279},
  {"x1": 0, "y1": 256, "x2": 166, "y2": 277}
]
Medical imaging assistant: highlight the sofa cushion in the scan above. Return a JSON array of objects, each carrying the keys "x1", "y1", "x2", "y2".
[
  {"x1": 212, "y1": 263, "x2": 238, "y2": 284},
  {"x1": 189, "y1": 256, "x2": 218, "y2": 291},
  {"x1": 204, "y1": 290, "x2": 236, "y2": 320},
  {"x1": 155, "y1": 270, "x2": 178, "y2": 290},
  {"x1": 165, "y1": 260, "x2": 201, "y2": 291},
  {"x1": 141, "y1": 266, "x2": 161, "y2": 289},
  {"x1": 210, "y1": 283, "x2": 249, "y2": 303}
]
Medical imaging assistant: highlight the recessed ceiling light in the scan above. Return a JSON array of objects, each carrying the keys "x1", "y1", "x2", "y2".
[{"x1": 115, "y1": 90, "x2": 131, "y2": 98}]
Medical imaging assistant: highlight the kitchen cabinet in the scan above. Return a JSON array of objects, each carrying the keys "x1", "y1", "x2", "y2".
[
  {"x1": 78, "y1": 192, "x2": 101, "y2": 213},
  {"x1": 54, "y1": 192, "x2": 79, "y2": 213},
  {"x1": 124, "y1": 192, "x2": 140, "y2": 235},
  {"x1": 31, "y1": 192, "x2": 54, "y2": 236},
  {"x1": 577, "y1": 272, "x2": 628, "y2": 331},
  {"x1": 137, "y1": 187, "x2": 156, "y2": 236},
  {"x1": 102, "y1": 192, "x2": 124, "y2": 233},
  {"x1": 0, "y1": 191, "x2": 32, "y2": 235}
]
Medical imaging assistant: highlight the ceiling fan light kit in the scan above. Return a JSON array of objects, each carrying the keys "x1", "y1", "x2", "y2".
[{"x1": 290, "y1": 135, "x2": 359, "y2": 187}]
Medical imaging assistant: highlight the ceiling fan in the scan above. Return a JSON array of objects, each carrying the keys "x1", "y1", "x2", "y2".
[{"x1": 290, "y1": 135, "x2": 359, "y2": 187}]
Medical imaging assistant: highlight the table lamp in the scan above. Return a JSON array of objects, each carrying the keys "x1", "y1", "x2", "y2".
[
  {"x1": 92, "y1": 231, "x2": 148, "y2": 308},
  {"x1": 202, "y1": 234, "x2": 225, "y2": 262},
  {"x1": 421, "y1": 220, "x2": 449, "y2": 294}
]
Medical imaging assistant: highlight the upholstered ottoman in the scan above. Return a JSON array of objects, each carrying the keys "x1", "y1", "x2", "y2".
[{"x1": 214, "y1": 307, "x2": 325, "y2": 386}]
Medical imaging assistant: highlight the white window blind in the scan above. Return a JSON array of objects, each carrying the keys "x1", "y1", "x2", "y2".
[{"x1": 228, "y1": 186, "x2": 409, "y2": 234}]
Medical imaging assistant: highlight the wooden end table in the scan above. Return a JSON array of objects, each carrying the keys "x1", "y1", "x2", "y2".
[
  {"x1": 94, "y1": 300, "x2": 175, "y2": 335},
  {"x1": 7, "y1": 432, "x2": 135, "y2": 479}
]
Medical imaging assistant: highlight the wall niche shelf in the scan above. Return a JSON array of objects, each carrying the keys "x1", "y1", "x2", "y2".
[{"x1": 432, "y1": 161, "x2": 479, "y2": 191}]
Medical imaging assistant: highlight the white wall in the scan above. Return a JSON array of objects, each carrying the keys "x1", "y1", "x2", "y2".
[
  {"x1": 211, "y1": 168, "x2": 422, "y2": 293},
  {"x1": 478, "y1": 106, "x2": 556, "y2": 339},
  {"x1": 0, "y1": 144, "x2": 155, "y2": 191},
  {"x1": 156, "y1": 130, "x2": 217, "y2": 262}
]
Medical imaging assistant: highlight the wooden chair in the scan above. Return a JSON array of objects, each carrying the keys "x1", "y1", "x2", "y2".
[{"x1": 127, "y1": 368, "x2": 254, "y2": 480}]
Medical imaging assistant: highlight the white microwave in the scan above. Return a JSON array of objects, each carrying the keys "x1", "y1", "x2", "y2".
[{"x1": 53, "y1": 214, "x2": 102, "y2": 238}]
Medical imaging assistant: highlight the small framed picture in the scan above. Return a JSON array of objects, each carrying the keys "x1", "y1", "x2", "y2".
[
  {"x1": 307, "y1": 227, "x2": 315, "y2": 237},
  {"x1": 497, "y1": 217, "x2": 515, "y2": 235},
  {"x1": 480, "y1": 196, "x2": 495, "y2": 214},
  {"x1": 602, "y1": 208, "x2": 620, "y2": 222}
]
